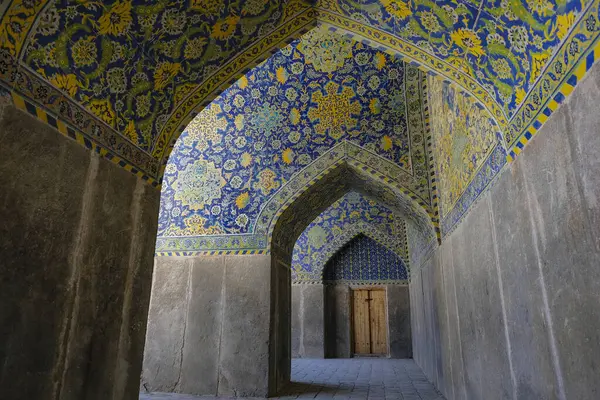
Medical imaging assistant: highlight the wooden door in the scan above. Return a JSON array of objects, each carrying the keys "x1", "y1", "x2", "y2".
[
  {"x1": 352, "y1": 289, "x2": 371, "y2": 354},
  {"x1": 352, "y1": 289, "x2": 388, "y2": 355},
  {"x1": 369, "y1": 290, "x2": 388, "y2": 354}
]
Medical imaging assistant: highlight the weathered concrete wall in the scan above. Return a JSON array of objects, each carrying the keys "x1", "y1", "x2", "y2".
[
  {"x1": 387, "y1": 285, "x2": 412, "y2": 359},
  {"x1": 291, "y1": 284, "x2": 324, "y2": 358},
  {"x1": 142, "y1": 254, "x2": 278, "y2": 397},
  {"x1": 0, "y1": 106, "x2": 160, "y2": 400},
  {"x1": 411, "y1": 61, "x2": 600, "y2": 399},
  {"x1": 324, "y1": 284, "x2": 352, "y2": 358},
  {"x1": 268, "y1": 250, "x2": 292, "y2": 395}
]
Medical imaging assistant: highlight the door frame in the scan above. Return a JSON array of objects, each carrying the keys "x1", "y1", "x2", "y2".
[{"x1": 349, "y1": 286, "x2": 389, "y2": 357}]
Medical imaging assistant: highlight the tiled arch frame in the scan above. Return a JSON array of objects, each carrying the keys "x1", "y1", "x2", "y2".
[
  {"x1": 154, "y1": 141, "x2": 438, "y2": 256},
  {"x1": 267, "y1": 141, "x2": 438, "y2": 259},
  {"x1": 291, "y1": 220, "x2": 410, "y2": 285}
]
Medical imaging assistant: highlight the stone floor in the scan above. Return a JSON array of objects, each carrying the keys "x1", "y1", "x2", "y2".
[{"x1": 140, "y1": 358, "x2": 445, "y2": 399}]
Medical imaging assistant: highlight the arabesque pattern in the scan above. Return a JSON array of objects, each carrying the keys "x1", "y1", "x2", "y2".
[
  {"x1": 428, "y1": 75, "x2": 506, "y2": 231},
  {"x1": 158, "y1": 31, "x2": 430, "y2": 242},
  {"x1": 291, "y1": 191, "x2": 408, "y2": 282},
  {"x1": 323, "y1": 234, "x2": 409, "y2": 283},
  {"x1": 1, "y1": 0, "x2": 599, "y2": 184}
]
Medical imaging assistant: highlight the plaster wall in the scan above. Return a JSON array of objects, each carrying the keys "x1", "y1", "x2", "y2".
[
  {"x1": 292, "y1": 284, "x2": 412, "y2": 359},
  {"x1": 291, "y1": 284, "x2": 325, "y2": 358},
  {"x1": 410, "y1": 60, "x2": 600, "y2": 399},
  {"x1": 0, "y1": 106, "x2": 160, "y2": 400},
  {"x1": 142, "y1": 254, "x2": 286, "y2": 398}
]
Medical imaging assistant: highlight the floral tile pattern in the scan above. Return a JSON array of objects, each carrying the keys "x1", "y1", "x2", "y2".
[
  {"x1": 1, "y1": 0, "x2": 597, "y2": 181},
  {"x1": 323, "y1": 234, "x2": 409, "y2": 283},
  {"x1": 428, "y1": 75, "x2": 507, "y2": 235},
  {"x1": 158, "y1": 28, "x2": 430, "y2": 243},
  {"x1": 291, "y1": 191, "x2": 408, "y2": 282},
  {"x1": 21, "y1": 0, "x2": 310, "y2": 155}
]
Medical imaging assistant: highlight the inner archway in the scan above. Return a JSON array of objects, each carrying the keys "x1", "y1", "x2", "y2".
[
  {"x1": 267, "y1": 159, "x2": 435, "y2": 393},
  {"x1": 289, "y1": 190, "x2": 410, "y2": 359}
]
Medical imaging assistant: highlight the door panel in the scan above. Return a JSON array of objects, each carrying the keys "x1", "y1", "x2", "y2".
[
  {"x1": 352, "y1": 290, "x2": 371, "y2": 354},
  {"x1": 369, "y1": 290, "x2": 388, "y2": 354}
]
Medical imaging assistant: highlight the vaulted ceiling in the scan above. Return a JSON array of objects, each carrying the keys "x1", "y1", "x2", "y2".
[
  {"x1": 1, "y1": 0, "x2": 597, "y2": 258},
  {"x1": 1, "y1": 0, "x2": 594, "y2": 184}
]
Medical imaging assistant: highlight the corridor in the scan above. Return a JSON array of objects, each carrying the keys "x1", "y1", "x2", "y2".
[{"x1": 140, "y1": 359, "x2": 445, "y2": 400}]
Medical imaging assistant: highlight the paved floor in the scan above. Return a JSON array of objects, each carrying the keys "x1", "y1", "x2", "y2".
[{"x1": 140, "y1": 358, "x2": 445, "y2": 399}]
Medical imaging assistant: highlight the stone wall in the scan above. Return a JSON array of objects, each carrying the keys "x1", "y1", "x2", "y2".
[
  {"x1": 410, "y1": 61, "x2": 600, "y2": 399},
  {"x1": 292, "y1": 284, "x2": 412, "y2": 359},
  {"x1": 0, "y1": 106, "x2": 160, "y2": 400},
  {"x1": 292, "y1": 284, "x2": 325, "y2": 358},
  {"x1": 142, "y1": 254, "x2": 286, "y2": 398}
]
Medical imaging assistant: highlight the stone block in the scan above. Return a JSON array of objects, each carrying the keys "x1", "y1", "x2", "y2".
[
  {"x1": 218, "y1": 255, "x2": 272, "y2": 397},
  {"x1": 292, "y1": 284, "x2": 325, "y2": 359},
  {"x1": 387, "y1": 285, "x2": 412, "y2": 359}
]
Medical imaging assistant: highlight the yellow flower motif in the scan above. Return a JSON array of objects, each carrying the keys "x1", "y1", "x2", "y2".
[
  {"x1": 276, "y1": 66, "x2": 287, "y2": 84},
  {"x1": 381, "y1": 135, "x2": 393, "y2": 151},
  {"x1": 307, "y1": 81, "x2": 361, "y2": 139},
  {"x1": 241, "y1": 152, "x2": 252, "y2": 167},
  {"x1": 185, "y1": 214, "x2": 206, "y2": 229},
  {"x1": 282, "y1": 148, "x2": 294, "y2": 164},
  {"x1": 290, "y1": 108, "x2": 300, "y2": 125},
  {"x1": 181, "y1": 215, "x2": 224, "y2": 235},
  {"x1": 374, "y1": 52, "x2": 386, "y2": 70},
  {"x1": 50, "y1": 74, "x2": 79, "y2": 97},
  {"x1": 350, "y1": 210, "x2": 360, "y2": 219},
  {"x1": 254, "y1": 168, "x2": 279, "y2": 195},
  {"x1": 98, "y1": 1, "x2": 132, "y2": 36},
  {"x1": 530, "y1": 52, "x2": 549, "y2": 83},
  {"x1": 236, "y1": 192, "x2": 250, "y2": 209},
  {"x1": 369, "y1": 98, "x2": 381, "y2": 114},
  {"x1": 556, "y1": 12, "x2": 575, "y2": 40},
  {"x1": 380, "y1": 0, "x2": 412, "y2": 19},
  {"x1": 183, "y1": 36, "x2": 208, "y2": 60},
  {"x1": 238, "y1": 75, "x2": 249, "y2": 89},
  {"x1": 211, "y1": 16, "x2": 240, "y2": 40},
  {"x1": 123, "y1": 120, "x2": 138, "y2": 143},
  {"x1": 450, "y1": 28, "x2": 484, "y2": 58},
  {"x1": 235, "y1": 114, "x2": 244, "y2": 130},
  {"x1": 515, "y1": 87, "x2": 526, "y2": 106},
  {"x1": 154, "y1": 62, "x2": 181, "y2": 90},
  {"x1": 88, "y1": 99, "x2": 115, "y2": 126}
]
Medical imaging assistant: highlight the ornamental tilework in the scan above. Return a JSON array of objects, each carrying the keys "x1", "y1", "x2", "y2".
[
  {"x1": 1, "y1": 0, "x2": 599, "y2": 185},
  {"x1": 158, "y1": 28, "x2": 431, "y2": 242},
  {"x1": 19, "y1": 0, "x2": 311, "y2": 157},
  {"x1": 318, "y1": 0, "x2": 592, "y2": 131},
  {"x1": 154, "y1": 142, "x2": 436, "y2": 255},
  {"x1": 323, "y1": 234, "x2": 409, "y2": 284},
  {"x1": 1, "y1": 0, "x2": 600, "y2": 260},
  {"x1": 428, "y1": 75, "x2": 507, "y2": 235},
  {"x1": 291, "y1": 191, "x2": 408, "y2": 282}
]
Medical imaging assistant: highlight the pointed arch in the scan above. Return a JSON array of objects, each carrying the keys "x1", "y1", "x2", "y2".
[
  {"x1": 267, "y1": 141, "x2": 437, "y2": 260},
  {"x1": 291, "y1": 220, "x2": 410, "y2": 284}
]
